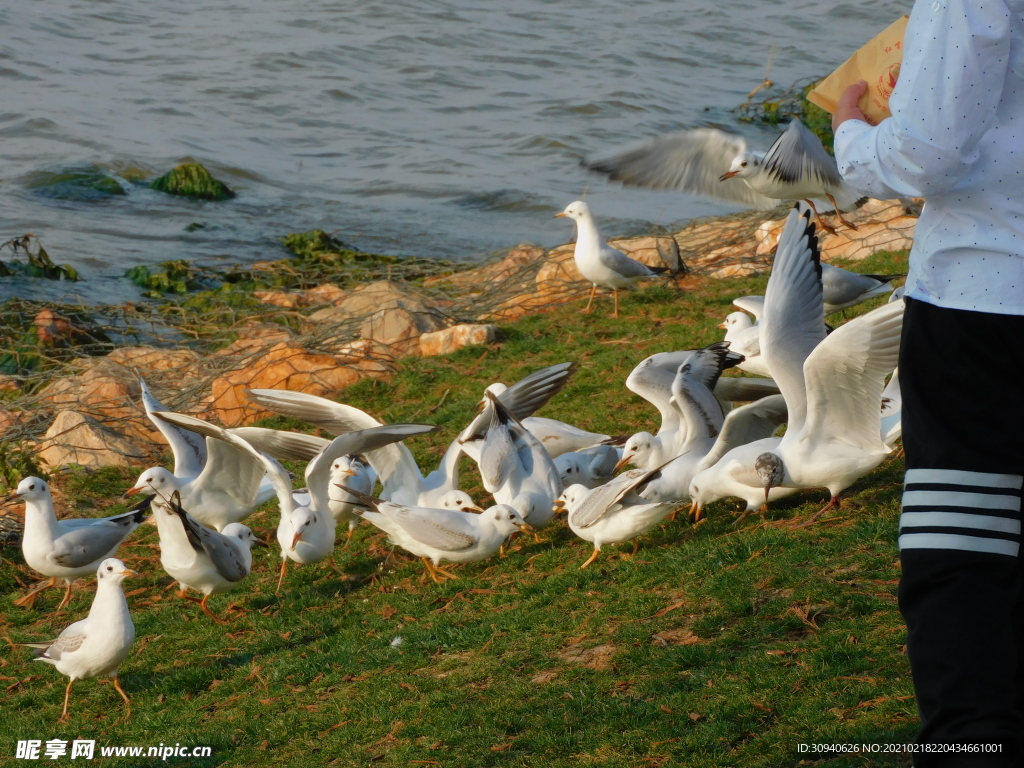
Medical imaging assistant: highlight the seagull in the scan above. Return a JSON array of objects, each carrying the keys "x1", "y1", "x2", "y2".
[
  {"x1": 9, "y1": 476, "x2": 147, "y2": 610},
  {"x1": 553, "y1": 444, "x2": 622, "y2": 490},
  {"x1": 245, "y1": 389, "x2": 467, "y2": 509},
  {"x1": 478, "y1": 392, "x2": 563, "y2": 530},
  {"x1": 719, "y1": 311, "x2": 771, "y2": 377},
  {"x1": 687, "y1": 395, "x2": 795, "y2": 520},
  {"x1": 324, "y1": 455, "x2": 377, "y2": 546},
  {"x1": 820, "y1": 265, "x2": 903, "y2": 314},
  {"x1": 753, "y1": 206, "x2": 904, "y2": 522},
  {"x1": 150, "y1": 491, "x2": 264, "y2": 623},
  {"x1": 155, "y1": 411, "x2": 439, "y2": 594},
  {"x1": 139, "y1": 376, "x2": 326, "y2": 508},
  {"x1": 587, "y1": 119, "x2": 863, "y2": 234},
  {"x1": 341, "y1": 488, "x2": 534, "y2": 583},
  {"x1": 126, "y1": 412, "x2": 327, "y2": 531},
  {"x1": 618, "y1": 342, "x2": 742, "y2": 472},
  {"x1": 19, "y1": 558, "x2": 137, "y2": 722},
  {"x1": 555, "y1": 200, "x2": 669, "y2": 318},
  {"x1": 558, "y1": 466, "x2": 679, "y2": 568}
]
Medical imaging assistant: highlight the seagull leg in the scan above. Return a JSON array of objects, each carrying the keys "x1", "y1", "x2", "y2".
[
  {"x1": 422, "y1": 557, "x2": 443, "y2": 584},
  {"x1": 275, "y1": 560, "x2": 288, "y2": 596},
  {"x1": 343, "y1": 528, "x2": 355, "y2": 549},
  {"x1": 796, "y1": 495, "x2": 841, "y2": 527},
  {"x1": 583, "y1": 283, "x2": 597, "y2": 314},
  {"x1": 56, "y1": 580, "x2": 74, "y2": 610},
  {"x1": 612, "y1": 289, "x2": 620, "y2": 319},
  {"x1": 176, "y1": 589, "x2": 202, "y2": 604},
  {"x1": 433, "y1": 564, "x2": 459, "y2": 580},
  {"x1": 631, "y1": 540, "x2": 640, "y2": 556},
  {"x1": 13, "y1": 577, "x2": 59, "y2": 609},
  {"x1": 804, "y1": 199, "x2": 838, "y2": 237},
  {"x1": 826, "y1": 193, "x2": 858, "y2": 231},
  {"x1": 112, "y1": 675, "x2": 131, "y2": 711},
  {"x1": 58, "y1": 679, "x2": 73, "y2": 722},
  {"x1": 199, "y1": 595, "x2": 230, "y2": 625},
  {"x1": 580, "y1": 547, "x2": 601, "y2": 569}
]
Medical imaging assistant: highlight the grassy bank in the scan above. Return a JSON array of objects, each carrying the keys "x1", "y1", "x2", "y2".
[{"x1": 0, "y1": 248, "x2": 914, "y2": 768}]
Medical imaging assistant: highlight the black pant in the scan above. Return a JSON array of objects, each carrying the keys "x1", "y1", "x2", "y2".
[{"x1": 899, "y1": 297, "x2": 1024, "y2": 768}]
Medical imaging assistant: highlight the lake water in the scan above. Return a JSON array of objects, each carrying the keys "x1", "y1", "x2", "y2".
[{"x1": 0, "y1": 0, "x2": 911, "y2": 304}]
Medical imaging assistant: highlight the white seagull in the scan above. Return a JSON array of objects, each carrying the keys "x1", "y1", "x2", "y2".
[
  {"x1": 753, "y1": 206, "x2": 904, "y2": 521},
  {"x1": 588, "y1": 119, "x2": 862, "y2": 233},
  {"x1": 10, "y1": 477, "x2": 147, "y2": 610},
  {"x1": 20, "y1": 558, "x2": 138, "y2": 721},
  {"x1": 555, "y1": 200, "x2": 669, "y2": 318},
  {"x1": 341, "y1": 488, "x2": 534, "y2": 583},
  {"x1": 150, "y1": 491, "x2": 264, "y2": 623},
  {"x1": 156, "y1": 411, "x2": 439, "y2": 594},
  {"x1": 558, "y1": 466, "x2": 679, "y2": 569}
]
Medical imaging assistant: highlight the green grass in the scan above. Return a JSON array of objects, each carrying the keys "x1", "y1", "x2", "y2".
[{"x1": 0, "y1": 251, "x2": 915, "y2": 767}]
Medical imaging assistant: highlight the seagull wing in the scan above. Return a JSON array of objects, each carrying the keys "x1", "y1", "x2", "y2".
[
  {"x1": 245, "y1": 389, "x2": 426, "y2": 499},
  {"x1": 31, "y1": 620, "x2": 89, "y2": 662},
  {"x1": 798, "y1": 300, "x2": 904, "y2": 454},
  {"x1": 626, "y1": 353, "x2": 690, "y2": 440},
  {"x1": 671, "y1": 343, "x2": 736, "y2": 443},
  {"x1": 697, "y1": 395, "x2": 788, "y2": 472},
  {"x1": 759, "y1": 206, "x2": 825, "y2": 433},
  {"x1": 139, "y1": 377, "x2": 206, "y2": 478},
  {"x1": 760, "y1": 119, "x2": 843, "y2": 189},
  {"x1": 570, "y1": 468, "x2": 659, "y2": 529},
  {"x1": 383, "y1": 504, "x2": 479, "y2": 551},
  {"x1": 732, "y1": 295, "x2": 765, "y2": 319},
  {"x1": 459, "y1": 362, "x2": 577, "y2": 443},
  {"x1": 588, "y1": 129, "x2": 776, "y2": 208},
  {"x1": 230, "y1": 427, "x2": 330, "y2": 462},
  {"x1": 48, "y1": 507, "x2": 144, "y2": 569},
  {"x1": 168, "y1": 498, "x2": 250, "y2": 582},
  {"x1": 478, "y1": 398, "x2": 519, "y2": 492},
  {"x1": 712, "y1": 377, "x2": 781, "y2": 402},
  {"x1": 598, "y1": 244, "x2": 658, "y2": 278}
]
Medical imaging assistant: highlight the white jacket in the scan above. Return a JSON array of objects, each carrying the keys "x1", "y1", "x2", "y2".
[{"x1": 835, "y1": 0, "x2": 1024, "y2": 315}]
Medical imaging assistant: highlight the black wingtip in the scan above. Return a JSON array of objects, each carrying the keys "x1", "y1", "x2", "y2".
[
  {"x1": 600, "y1": 434, "x2": 630, "y2": 447},
  {"x1": 864, "y1": 273, "x2": 906, "y2": 284},
  {"x1": 128, "y1": 494, "x2": 152, "y2": 523}
]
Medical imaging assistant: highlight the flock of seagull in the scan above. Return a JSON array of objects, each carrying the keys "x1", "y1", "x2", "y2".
[{"x1": 5, "y1": 117, "x2": 906, "y2": 721}]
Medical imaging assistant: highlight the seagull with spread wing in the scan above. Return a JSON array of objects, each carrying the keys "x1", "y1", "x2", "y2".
[{"x1": 588, "y1": 119, "x2": 862, "y2": 234}]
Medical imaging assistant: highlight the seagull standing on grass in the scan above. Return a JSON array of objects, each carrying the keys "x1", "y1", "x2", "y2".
[
  {"x1": 555, "y1": 200, "x2": 669, "y2": 318},
  {"x1": 9, "y1": 477, "x2": 147, "y2": 610},
  {"x1": 20, "y1": 558, "x2": 137, "y2": 721},
  {"x1": 588, "y1": 119, "x2": 863, "y2": 234}
]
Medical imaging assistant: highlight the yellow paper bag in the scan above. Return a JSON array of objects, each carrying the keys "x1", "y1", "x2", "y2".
[{"x1": 807, "y1": 15, "x2": 909, "y2": 125}]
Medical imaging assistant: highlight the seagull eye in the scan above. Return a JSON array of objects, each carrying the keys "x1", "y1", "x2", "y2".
[
  {"x1": 107, "y1": 566, "x2": 113, "y2": 571},
  {"x1": 29, "y1": 484, "x2": 35, "y2": 490},
  {"x1": 740, "y1": 161, "x2": 748, "y2": 167},
  {"x1": 508, "y1": 513, "x2": 514, "y2": 519}
]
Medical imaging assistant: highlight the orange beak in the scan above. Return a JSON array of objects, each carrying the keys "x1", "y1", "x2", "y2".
[
  {"x1": 341, "y1": 469, "x2": 357, "y2": 477},
  {"x1": 123, "y1": 486, "x2": 144, "y2": 497},
  {"x1": 554, "y1": 212, "x2": 568, "y2": 218},
  {"x1": 719, "y1": 170, "x2": 739, "y2": 181},
  {"x1": 614, "y1": 456, "x2": 632, "y2": 472},
  {"x1": 291, "y1": 532, "x2": 302, "y2": 550},
  {"x1": 462, "y1": 505, "x2": 484, "y2": 513},
  {"x1": 121, "y1": 568, "x2": 140, "y2": 578}
]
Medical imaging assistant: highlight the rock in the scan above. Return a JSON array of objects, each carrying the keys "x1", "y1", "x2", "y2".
[
  {"x1": 106, "y1": 346, "x2": 203, "y2": 374},
  {"x1": 0, "y1": 373, "x2": 18, "y2": 393},
  {"x1": 420, "y1": 324, "x2": 497, "y2": 357},
  {"x1": 24, "y1": 166, "x2": 126, "y2": 201},
  {"x1": 253, "y1": 290, "x2": 300, "y2": 308},
  {"x1": 423, "y1": 244, "x2": 547, "y2": 290},
  {"x1": 39, "y1": 368, "x2": 139, "y2": 418},
  {"x1": 210, "y1": 342, "x2": 366, "y2": 426},
  {"x1": 608, "y1": 235, "x2": 684, "y2": 273},
  {"x1": 150, "y1": 163, "x2": 236, "y2": 201},
  {"x1": 309, "y1": 281, "x2": 449, "y2": 357},
  {"x1": 37, "y1": 411, "x2": 148, "y2": 469},
  {"x1": 33, "y1": 309, "x2": 75, "y2": 345},
  {"x1": 331, "y1": 339, "x2": 397, "y2": 378},
  {"x1": 304, "y1": 283, "x2": 347, "y2": 306},
  {"x1": 0, "y1": 408, "x2": 21, "y2": 438},
  {"x1": 213, "y1": 324, "x2": 295, "y2": 357}
]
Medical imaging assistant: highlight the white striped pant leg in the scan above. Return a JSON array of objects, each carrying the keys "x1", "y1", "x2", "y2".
[{"x1": 897, "y1": 468, "x2": 1023, "y2": 763}]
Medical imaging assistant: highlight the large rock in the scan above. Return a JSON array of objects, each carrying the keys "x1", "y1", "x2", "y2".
[
  {"x1": 39, "y1": 367, "x2": 139, "y2": 418},
  {"x1": 310, "y1": 281, "x2": 449, "y2": 357},
  {"x1": 37, "y1": 410, "x2": 148, "y2": 469},
  {"x1": 213, "y1": 324, "x2": 295, "y2": 357},
  {"x1": 209, "y1": 342, "x2": 366, "y2": 426},
  {"x1": 420, "y1": 324, "x2": 497, "y2": 357},
  {"x1": 106, "y1": 346, "x2": 203, "y2": 374},
  {"x1": 150, "y1": 163, "x2": 235, "y2": 201}
]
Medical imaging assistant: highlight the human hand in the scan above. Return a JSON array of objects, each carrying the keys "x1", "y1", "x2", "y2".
[{"x1": 832, "y1": 80, "x2": 869, "y2": 131}]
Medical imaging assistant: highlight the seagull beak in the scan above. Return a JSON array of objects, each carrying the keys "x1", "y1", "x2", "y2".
[
  {"x1": 689, "y1": 501, "x2": 703, "y2": 522},
  {"x1": 554, "y1": 212, "x2": 568, "y2": 218},
  {"x1": 121, "y1": 568, "x2": 139, "y2": 578},
  {"x1": 291, "y1": 532, "x2": 302, "y2": 550},
  {"x1": 552, "y1": 500, "x2": 566, "y2": 515},
  {"x1": 764, "y1": 486, "x2": 771, "y2": 503},
  {"x1": 341, "y1": 469, "x2": 358, "y2": 477},
  {"x1": 3, "y1": 491, "x2": 22, "y2": 503},
  {"x1": 517, "y1": 523, "x2": 536, "y2": 534},
  {"x1": 719, "y1": 170, "x2": 739, "y2": 181},
  {"x1": 613, "y1": 456, "x2": 632, "y2": 472},
  {"x1": 462, "y1": 505, "x2": 484, "y2": 513},
  {"x1": 717, "y1": 322, "x2": 727, "y2": 329},
  {"x1": 123, "y1": 486, "x2": 144, "y2": 499}
]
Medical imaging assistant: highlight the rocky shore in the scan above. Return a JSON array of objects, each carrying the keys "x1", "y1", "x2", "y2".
[{"x1": 0, "y1": 197, "x2": 915, "y2": 475}]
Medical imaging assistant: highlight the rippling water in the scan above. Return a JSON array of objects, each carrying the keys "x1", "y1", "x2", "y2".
[{"x1": 0, "y1": 0, "x2": 911, "y2": 303}]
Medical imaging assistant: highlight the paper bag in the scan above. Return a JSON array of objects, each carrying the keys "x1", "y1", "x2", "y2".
[{"x1": 807, "y1": 15, "x2": 909, "y2": 125}]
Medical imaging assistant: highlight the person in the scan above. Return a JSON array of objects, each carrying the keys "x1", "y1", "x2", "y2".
[{"x1": 832, "y1": 2, "x2": 1024, "y2": 766}]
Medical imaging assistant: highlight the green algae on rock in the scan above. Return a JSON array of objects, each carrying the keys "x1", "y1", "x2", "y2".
[
  {"x1": 150, "y1": 163, "x2": 236, "y2": 201},
  {"x1": 126, "y1": 260, "x2": 220, "y2": 298},
  {"x1": 0, "y1": 235, "x2": 79, "y2": 282},
  {"x1": 24, "y1": 166, "x2": 127, "y2": 201}
]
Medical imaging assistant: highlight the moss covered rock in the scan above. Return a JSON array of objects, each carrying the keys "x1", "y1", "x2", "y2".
[
  {"x1": 26, "y1": 166, "x2": 127, "y2": 201},
  {"x1": 150, "y1": 163, "x2": 235, "y2": 201}
]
